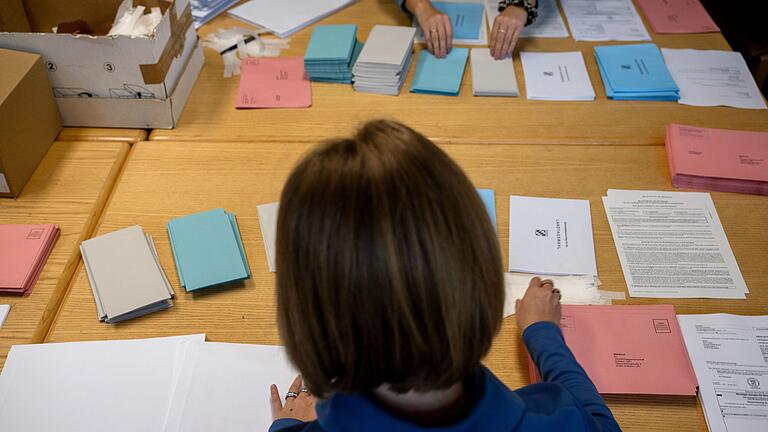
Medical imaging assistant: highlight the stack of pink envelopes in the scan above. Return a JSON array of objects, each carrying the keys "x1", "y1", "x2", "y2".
[
  {"x1": 666, "y1": 124, "x2": 768, "y2": 196},
  {"x1": 0, "y1": 224, "x2": 59, "y2": 295}
]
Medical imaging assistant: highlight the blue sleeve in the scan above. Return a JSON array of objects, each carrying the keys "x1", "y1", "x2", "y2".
[
  {"x1": 268, "y1": 418, "x2": 305, "y2": 432},
  {"x1": 523, "y1": 322, "x2": 621, "y2": 432}
]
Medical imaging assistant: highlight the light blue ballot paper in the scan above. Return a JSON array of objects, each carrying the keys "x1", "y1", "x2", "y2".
[
  {"x1": 477, "y1": 188, "x2": 497, "y2": 230},
  {"x1": 432, "y1": 2, "x2": 484, "y2": 40},
  {"x1": 305, "y1": 24, "x2": 357, "y2": 61},
  {"x1": 167, "y1": 208, "x2": 251, "y2": 292},
  {"x1": 595, "y1": 43, "x2": 679, "y2": 101},
  {"x1": 410, "y1": 47, "x2": 469, "y2": 96}
]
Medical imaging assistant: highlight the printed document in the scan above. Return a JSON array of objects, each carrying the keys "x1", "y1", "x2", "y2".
[
  {"x1": 508, "y1": 196, "x2": 598, "y2": 277},
  {"x1": 661, "y1": 49, "x2": 767, "y2": 110},
  {"x1": 415, "y1": 1, "x2": 488, "y2": 45},
  {"x1": 678, "y1": 314, "x2": 768, "y2": 432},
  {"x1": 603, "y1": 190, "x2": 748, "y2": 299},
  {"x1": 520, "y1": 51, "x2": 595, "y2": 100},
  {"x1": 561, "y1": 0, "x2": 651, "y2": 41},
  {"x1": 485, "y1": 0, "x2": 569, "y2": 38}
]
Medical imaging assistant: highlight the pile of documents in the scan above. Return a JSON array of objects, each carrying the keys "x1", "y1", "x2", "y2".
[
  {"x1": 595, "y1": 44, "x2": 680, "y2": 101},
  {"x1": 661, "y1": 48, "x2": 767, "y2": 110},
  {"x1": 636, "y1": 0, "x2": 719, "y2": 34},
  {"x1": 229, "y1": 0, "x2": 356, "y2": 38},
  {"x1": 528, "y1": 305, "x2": 698, "y2": 396},
  {"x1": 678, "y1": 314, "x2": 768, "y2": 432},
  {"x1": 237, "y1": 57, "x2": 312, "y2": 109},
  {"x1": 666, "y1": 124, "x2": 768, "y2": 196},
  {"x1": 191, "y1": 0, "x2": 239, "y2": 28},
  {"x1": 520, "y1": 51, "x2": 595, "y2": 101},
  {"x1": 304, "y1": 25, "x2": 363, "y2": 83},
  {"x1": 352, "y1": 25, "x2": 416, "y2": 95},
  {"x1": 603, "y1": 189, "x2": 748, "y2": 299},
  {"x1": 0, "y1": 224, "x2": 59, "y2": 294},
  {"x1": 415, "y1": 1, "x2": 487, "y2": 45},
  {"x1": 561, "y1": 0, "x2": 651, "y2": 42},
  {"x1": 81, "y1": 225, "x2": 174, "y2": 323},
  {"x1": 168, "y1": 208, "x2": 251, "y2": 292},
  {"x1": 470, "y1": 48, "x2": 519, "y2": 97},
  {"x1": 0, "y1": 335, "x2": 298, "y2": 432},
  {"x1": 410, "y1": 47, "x2": 469, "y2": 96}
]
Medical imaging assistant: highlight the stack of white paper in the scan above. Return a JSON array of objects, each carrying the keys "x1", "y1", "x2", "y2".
[
  {"x1": 603, "y1": 190, "x2": 748, "y2": 299},
  {"x1": 0, "y1": 335, "x2": 298, "y2": 432},
  {"x1": 520, "y1": 51, "x2": 595, "y2": 101},
  {"x1": 353, "y1": 25, "x2": 416, "y2": 96},
  {"x1": 678, "y1": 314, "x2": 768, "y2": 432},
  {"x1": 502, "y1": 273, "x2": 616, "y2": 317},
  {"x1": 256, "y1": 202, "x2": 279, "y2": 273},
  {"x1": 228, "y1": 0, "x2": 356, "y2": 38},
  {"x1": 80, "y1": 225, "x2": 174, "y2": 323},
  {"x1": 470, "y1": 48, "x2": 519, "y2": 97},
  {"x1": 661, "y1": 48, "x2": 767, "y2": 110},
  {"x1": 561, "y1": 0, "x2": 651, "y2": 41}
]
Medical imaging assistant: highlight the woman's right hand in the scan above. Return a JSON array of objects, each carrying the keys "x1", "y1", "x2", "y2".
[
  {"x1": 407, "y1": 0, "x2": 453, "y2": 58},
  {"x1": 515, "y1": 277, "x2": 562, "y2": 333}
]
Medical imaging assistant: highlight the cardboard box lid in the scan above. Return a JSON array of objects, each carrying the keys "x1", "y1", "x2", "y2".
[{"x1": 0, "y1": 48, "x2": 38, "y2": 103}]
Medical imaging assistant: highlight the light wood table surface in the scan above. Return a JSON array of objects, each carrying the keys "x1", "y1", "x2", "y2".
[
  {"x1": 46, "y1": 140, "x2": 767, "y2": 431},
  {"x1": 149, "y1": 0, "x2": 768, "y2": 145},
  {"x1": 58, "y1": 128, "x2": 148, "y2": 144},
  {"x1": 0, "y1": 141, "x2": 130, "y2": 369}
]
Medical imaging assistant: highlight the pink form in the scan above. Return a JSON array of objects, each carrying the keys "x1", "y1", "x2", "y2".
[
  {"x1": 636, "y1": 0, "x2": 719, "y2": 34},
  {"x1": 529, "y1": 304, "x2": 698, "y2": 395},
  {"x1": 0, "y1": 224, "x2": 59, "y2": 294},
  {"x1": 237, "y1": 57, "x2": 312, "y2": 109}
]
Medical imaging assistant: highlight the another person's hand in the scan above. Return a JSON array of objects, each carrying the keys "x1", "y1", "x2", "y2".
[
  {"x1": 515, "y1": 277, "x2": 562, "y2": 333},
  {"x1": 407, "y1": 0, "x2": 453, "y2": 58},
  {"x1": 270, "y1": 375, "x2": 317, "y2": 423},
  {"x1": 489, "y1": 6, "x2": 527, "y2": 60}
]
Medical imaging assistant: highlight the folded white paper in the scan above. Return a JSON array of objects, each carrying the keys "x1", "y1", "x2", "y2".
[{"x1": 520, "y1": 51, "x2": 595, "y2": 100}]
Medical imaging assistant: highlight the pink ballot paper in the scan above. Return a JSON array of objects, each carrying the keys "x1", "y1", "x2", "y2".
[
  {"x1": 237, "y1": 57, "x2": 312, "y2": 109},
  {"x1": 636, "y1": 0, "x2": 719, "y2": 34},
  {"x1": 528, "y1": 305, "x2": 698, "y2": 395},
  {"x1": 0, "y1": 224, "x2": 60, "y2": 294}
]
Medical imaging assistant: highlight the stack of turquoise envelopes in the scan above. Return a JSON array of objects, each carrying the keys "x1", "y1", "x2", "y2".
[
  {"x1": 304, "y1": 24, "x2": 363, "y2": 83},
  {"x1": 410, "y1": 47, "x2": 469, "y2": 96},
  {"x1": 595, "y1": 43, "x2": 680, "y2": 101},
  {"x1": 167, "y1": 208, "x2": 251, "y2": 292}
]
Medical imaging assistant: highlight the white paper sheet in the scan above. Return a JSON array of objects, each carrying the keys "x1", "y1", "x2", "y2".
[
  {"x1": 257, "y1": 202, "x2": 279, "y2": 273},
  {"x1": 503, "y1": 272, "x2": 609, "y2": 316},
  {"x1": 228, "y1": 0, "x2": 356, "y2": 38},
  {"x1": 485, "y1": 0, "x2": 569, "y2": 38},
  {"x1": 508, "y1": 196, "x2": 598, "y2": 276},
  {"x1": 0, "y1": 335, "x2": 205, "y2": 432},
  {"x1": 678, "y1": 314, "x2": 768, "y2": 432},
  {"x1": 561, "y1": 0, "x2": 651, "y2": 41},
  {"x1": 470, "y1": 47, "x2": 519, "y2": 96},
  {"x1": 661, "y1": 48, "x2": 767, "y2": 110},
  {"x1": 164, "y1": 342, "x2": 298, "y2": 432},
  {"x1": 0, "y1": 304, "x2": 9, "y2": 329},
  {"x1": 520, "y1": 51, "x2": 595, "y2": 100},
  {"x1": 603, "y1": 190, "x2": 748, "y2": 299}
]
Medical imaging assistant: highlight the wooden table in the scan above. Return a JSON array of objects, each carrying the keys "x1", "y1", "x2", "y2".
[
  {"x1": 57, "y1": 128, "x2": 147, "y2": 144},
  {"x1": 0, "y1": 141, "x2": 130, "y2": 369},
  {"x1": 149, "y1": 0, "x2": 768, "y2": 145},
  {"x1": 46, "y1": 140, "x2": 767, "y2": 431}
]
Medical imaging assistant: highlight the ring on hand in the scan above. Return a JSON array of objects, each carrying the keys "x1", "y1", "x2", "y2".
[
  {"x1": 430, "y1": 28, "x2": 438, "y2": 33},
  {"x1": 300, "y1": 388, "x2": 310, "y2": 394},
  {"x1": 499, "y1": 28, "x2": 507, "y2": 33},
  {"x1": 285, "y1": 391, "x2": 299, "y2": 400}
]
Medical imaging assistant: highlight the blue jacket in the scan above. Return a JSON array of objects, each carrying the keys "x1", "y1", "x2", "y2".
[{"x1": 269, "y1": 322, "x2": 621, "y2": 431}]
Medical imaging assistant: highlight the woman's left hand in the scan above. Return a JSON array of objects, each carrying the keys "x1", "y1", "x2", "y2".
[
  {"x1": 489, "y1": 6, "x2": 527, "y2": 60},
  {"x1": 270, "y1": 375, "x2": 318, "y2": 422}
]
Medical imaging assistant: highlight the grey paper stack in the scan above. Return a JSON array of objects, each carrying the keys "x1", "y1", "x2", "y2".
[
  {"x1": 352, "y1": 25, "x2": 416, "y2": 95},
  {"x1": 81, "y1": 225, "x2": 174, "y2": 323},
  {"x1": 470, "y1": 48, "x2": 519, "y2": 97}
]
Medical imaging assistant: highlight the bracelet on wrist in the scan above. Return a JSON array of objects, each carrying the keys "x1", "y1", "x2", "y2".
[{"x1": 498, "y1": 0, "x2": 538, "y2": 26}]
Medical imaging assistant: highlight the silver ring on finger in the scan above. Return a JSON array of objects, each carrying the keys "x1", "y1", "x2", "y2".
[
  {"x1": 285, "y1": 391, "x2": 299, "y2": 400},
  {"x1": 300, "y1": 388, "x2": 311, "y2": 395},
  {"x1": 499, "y1": 28, "x2": 507, "y2": 33}
]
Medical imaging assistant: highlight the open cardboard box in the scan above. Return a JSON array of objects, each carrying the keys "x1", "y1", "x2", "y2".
[{"x1": 0, "y1": 0, "x2": 201, "y2": 128}]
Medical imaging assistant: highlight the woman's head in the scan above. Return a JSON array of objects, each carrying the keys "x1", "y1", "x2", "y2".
[{"x1": 276, "y1": 120, "x2": 504, "y2": 397}]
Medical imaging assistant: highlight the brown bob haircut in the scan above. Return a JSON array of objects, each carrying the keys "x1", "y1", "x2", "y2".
[{"x1": 276, "y1": 120, "x2": 504, "y2": 397}]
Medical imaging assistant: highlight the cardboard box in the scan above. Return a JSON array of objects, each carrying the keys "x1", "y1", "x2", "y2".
[
  {"x1": 0, "y1": 48, "x2": 62, "y2": 198},
  {"x1": 0, "y1": 0, "x2": 200, "y2": 128}
]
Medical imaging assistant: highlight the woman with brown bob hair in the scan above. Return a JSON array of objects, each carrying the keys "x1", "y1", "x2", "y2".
[{"x1": 268, "y1": 120, "x2": 620, "y2": 432}]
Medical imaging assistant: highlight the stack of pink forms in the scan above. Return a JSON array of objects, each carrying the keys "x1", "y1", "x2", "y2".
[
  {"x1": 0, "y1": 224, "x2": 59, "y2": 294},
  {"x1": 666, "y1": 124, "x2": 768, "y2": 196}
]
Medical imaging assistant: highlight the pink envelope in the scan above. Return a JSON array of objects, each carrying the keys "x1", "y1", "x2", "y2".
[
  {"x1": 0, "y1": 224, "x2": 59, "y2": 294},
  {"x1": 236, "y1": 57, "x2": 312, "y2": 109},
  {"x1": 637, "y1": 0, "x2": 719, "y2": 34},
  {"x1": 528, "y1": 305, "x2": 698, "y2": 395},
  {"x1": 667, "y1": 124, "x2": 768, "y2": 182}
]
